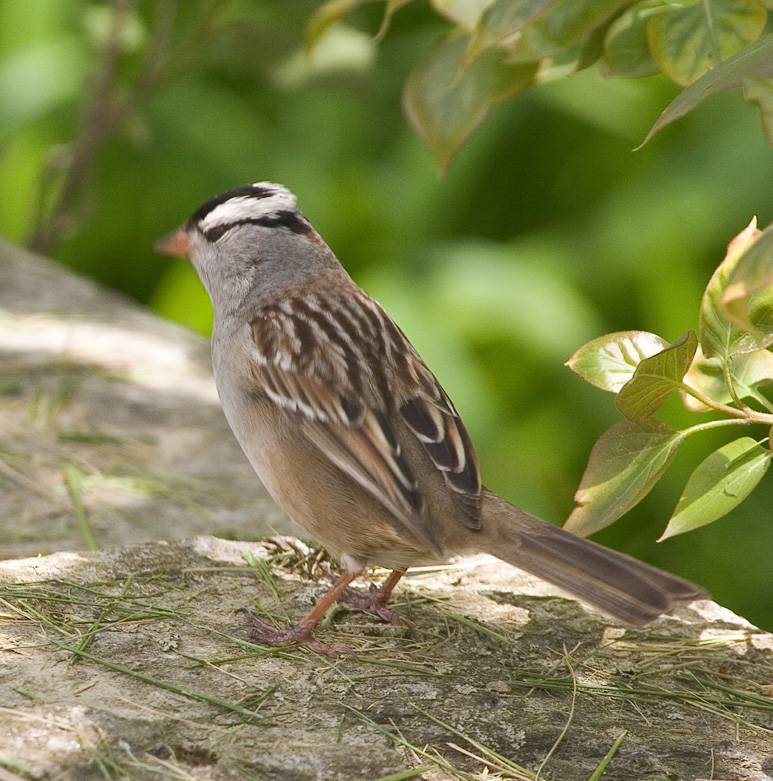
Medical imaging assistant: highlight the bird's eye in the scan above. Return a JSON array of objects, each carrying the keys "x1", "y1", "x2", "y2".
[{"x1": 203, "y1": 223, "x2": 230, "y2": 242}]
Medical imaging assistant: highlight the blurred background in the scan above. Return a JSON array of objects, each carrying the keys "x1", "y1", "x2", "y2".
[{"x1": 1, "y1": 0, "x2": 771, "y2": 628}]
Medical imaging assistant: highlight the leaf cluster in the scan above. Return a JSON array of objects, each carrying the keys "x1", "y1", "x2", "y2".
[
  {"x1": 309, "y1": 0, "x2": 773, "y2": 167},
  {"x1": 566, "y1": 219, "x2": 773, "y2": 541}
]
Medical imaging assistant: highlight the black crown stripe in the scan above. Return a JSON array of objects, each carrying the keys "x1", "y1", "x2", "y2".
[
  {"x1": 203, "y1": 210, "x2": 311, "y2": 242},
  {"x1": 187, "y1": 184, "x2": 277, "y2": 228}
]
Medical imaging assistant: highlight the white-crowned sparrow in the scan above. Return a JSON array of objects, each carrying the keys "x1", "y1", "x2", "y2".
[{"x1": 156, "y1": 182, "x2": 706, "y2": 650}]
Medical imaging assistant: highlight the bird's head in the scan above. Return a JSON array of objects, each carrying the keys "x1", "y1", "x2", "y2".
[{"x1": 156, "y1": 182, "x2": 332, "y2": 313}]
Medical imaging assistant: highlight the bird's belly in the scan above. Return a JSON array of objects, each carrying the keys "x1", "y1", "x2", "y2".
[
  {"x1": 219, "y1": 391, "x2": 316, "y2": 529},
  {"x1": 217, "y1": 382, "x2": 429, "y2": 567}
]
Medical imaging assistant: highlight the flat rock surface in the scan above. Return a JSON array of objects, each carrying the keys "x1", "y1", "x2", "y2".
[
  {"x1": 1, "y1": 244, "x2": 772, "y2": 780},
  {"x1": 0, "y1": 240, "x2": 291, "y2": 561},
  {"x1": 1, "y1": 536, "x2": 772, "y2": 781}
]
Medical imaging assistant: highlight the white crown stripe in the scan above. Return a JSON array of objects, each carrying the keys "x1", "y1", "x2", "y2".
[{"x1": 199, "y1": 183, "x2": 298, "y2": 232}]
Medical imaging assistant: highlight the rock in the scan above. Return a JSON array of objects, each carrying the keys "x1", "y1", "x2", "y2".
[
  {"x1": 1, "y1": 536, "x2": 772, "y2": 781},
  {"x1": 0, "y1": 239, "x2": 292, "y2": 561}
]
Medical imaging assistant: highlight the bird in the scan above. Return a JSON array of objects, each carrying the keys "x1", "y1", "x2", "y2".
[{"x1": 155, "y1": 181, "x2": 707, "y2": 651}]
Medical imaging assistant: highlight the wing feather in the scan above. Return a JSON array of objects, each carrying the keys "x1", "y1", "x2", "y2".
[{"x1": 249, "y1": 289, "x2": 482, "y2": 541}]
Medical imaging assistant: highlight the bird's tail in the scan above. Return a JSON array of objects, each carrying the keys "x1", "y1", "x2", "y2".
[{"x1": 478, "y1": 491, "x2": 707, "y2": 625}]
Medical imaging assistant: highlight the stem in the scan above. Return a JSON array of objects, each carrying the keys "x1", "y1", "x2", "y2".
[
  {"x1": 679, "y1": 382, "x2": 747, "y2": 418},
  {"x1": 682, "y1": 418, "x2": 758, "y2": 438},
  {"x1": 722, "y1": 360, "x2": 749, "y2": 413},
  {"x1": 701, "y1": 0, "x2": 721, "y2": 63},
  {"x1": 28, "y1": 0, "x2": 135, "y2": 252},
  {"x1": 679, "y1": 382, "x2": 773, "y2": 425},
  {"x1": 27, "y1": 0, "x2": 178, "y2": 253},
  {"x1": 748, "y1": 387, "x2": 773, "y2": 415}
]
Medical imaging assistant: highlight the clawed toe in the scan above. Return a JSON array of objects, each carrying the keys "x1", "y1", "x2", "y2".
[
  {"x1": 243, "y1": 609, "x2": 309, "y2": 644},
  {"x1": 242, "y1": 609, "x2": 349, "y2": 656},
  {"x1": 337, "y1": 586, "x2": 403, "y2": 625},
  {"x1": 240, "y1": 569, "x2": 405, "y2": 654}
]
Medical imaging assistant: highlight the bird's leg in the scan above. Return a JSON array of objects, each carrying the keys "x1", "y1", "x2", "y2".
[
  {"x1": 337, "y1": 568, "x2": 406, "y2": 625},
  {"x1": 244, "y1": 570, "x2": 360, "y2": 654}
]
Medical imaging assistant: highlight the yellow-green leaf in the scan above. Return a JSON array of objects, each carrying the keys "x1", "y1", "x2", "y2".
[
  {"x1": 468, "y1": 0, "x2": 557, "y2": 60},
  {"x1": 306, "y1": 0, "x2": 375, "y2": 50},
  {"x1": 641, "y1": 32, "x2": 773, "y2": 145},
  {"x1": 647, "y1": 0, "x2": 767, "y2": 86},
  {"x1": 660, "y1": 437, "x2": 771, "y2": 540},
  {"x1": 616, "y1": 331, "x2": 698, "y2": 421},
  {"x1": 565, "y1": 419, "x2": 684, "y2": 536},
  {"x1": 602, "y1": 3, "x2": 665, "y2": 78},
  {"x1": 722, "y1": 222, "x2": 773, "y2": 344},
  {"x1": 504, "y1": 0, "x2": 633, "y2": 63},
  {"x1": 566, "y1": 330, "x2": 669, "y2": 393},
  {"x1": 681, "y1": 344, "x2": 773, "y2": 411},
  {"x1": 743, "y1": 76, "x2": 773, "y2": 142},
  {"x1": 402, "y1": 31, "x2": 537, "y2": 170},
  {"x1": 432, "y1": 0, "x2": 497, "y2": 28},
  {"x1": 699, "y1": 218, "x2": 763, "y2": 360},
  {"x1": 376, "y1": 0, "x2": 415, "y2": 39}
]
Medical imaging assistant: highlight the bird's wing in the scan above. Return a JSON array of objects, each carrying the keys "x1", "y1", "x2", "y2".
[{"x1": 248, "y1": 289, "x2": 482, "y2": 546}]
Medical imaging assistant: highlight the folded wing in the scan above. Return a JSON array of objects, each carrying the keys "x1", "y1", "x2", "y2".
[{"x1": 248, "y1": 288, "x2": 482, "y2": 546}]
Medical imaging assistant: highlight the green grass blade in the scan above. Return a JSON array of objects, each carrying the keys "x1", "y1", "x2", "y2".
[{"x1": 586, "y1": 731, "x2": 627, "y2": 781}]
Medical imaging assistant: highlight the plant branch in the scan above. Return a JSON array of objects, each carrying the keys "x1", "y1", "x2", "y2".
[
  {"x1": 701, "y1": 0, "x2": 722, "y2": 63},
  {"x1": 747, "y1": 388, "x2": 773, "y2": 414},
  {"x1": 722, "y1": 359, "x2": 750, "y2": 413},
  {"x1": 682, "y1": 418, "x2": 758, "y2": 438},
  {"x1": 27, "y1": 0, "x2": 178, "y2": 254},
  {"x1": 28, "y1": 0, "x2": 134, "y2": 253},
  {"x1": 679, "y1": 382, "x2": 773, "y2": 424},
  {"x1": 679, "y1": 382, "x2": 749, "y2": 418}
]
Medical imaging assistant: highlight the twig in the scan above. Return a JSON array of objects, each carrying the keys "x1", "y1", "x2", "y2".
[
  {"x1": 28, "y1": 0, "x2": 177, "y2": 253},
  {"x1": 680, "y1": 381, "x2": 773, "y2": 425},
  {"x1": 29, "y1": 0, "x2": 134, "y2": 252},
  {"x1": 535, "y1": 648, "x2": 577, "y2": 779}
]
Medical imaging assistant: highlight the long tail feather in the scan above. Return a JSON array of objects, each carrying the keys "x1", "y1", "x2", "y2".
[{"x1": 480, "y1": 491, "x2": 707, "y2": 625}]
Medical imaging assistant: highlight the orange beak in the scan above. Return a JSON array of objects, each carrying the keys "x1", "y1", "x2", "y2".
[{"x1": 154, "y1": 228, "x2": 193, "y2": 258}]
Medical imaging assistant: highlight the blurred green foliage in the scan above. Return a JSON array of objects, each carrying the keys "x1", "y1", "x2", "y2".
[
  {"x1": 316, "y1": 0, "x2": 773, "y2": 167},
  {"x1": 1, "y1": 0, "x2": 771, "y2": 627}
]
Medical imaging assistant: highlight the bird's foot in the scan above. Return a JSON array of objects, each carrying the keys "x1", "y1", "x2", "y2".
[
  {"x1": 336, "y1": 582, "x2": 403, "y2": 625},
  {"x1": 242, "y1": 609, "x2": 347, "y2": 656}
]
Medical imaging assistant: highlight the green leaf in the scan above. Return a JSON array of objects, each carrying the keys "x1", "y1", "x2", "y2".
[
  {"x1": 306, "y1": 0, "x2": 376, "y2": 50},
  {"x1": 276, "y1": 22, "x2": 376, "y2": 87},
  {"x1": 747, "y1": 287, "x2": 773, "y2": 346},
  {"x1": 641, "y1": 32, "x2": 773, "y2": 144},
  {"x1": 647, "y1": 0, "x2": 767, "y2": 86},
  {"x1": 566, "y1": 330, "x2": 669, "y2": 393},
  {"x1": 660, "y1": 437, "x2": 772, "y2": 540},
  {"x1": 376, "y1": 0, "x2": 416, "y2": 39},
  {"x1": 699, "y1": 219, "x2": 763, "y2": 360},
  {"x1": 501, "y1": 0, "x2": 634, "y2": 63},
  {"x1": 616, "y1": 331, "x2": 698, "y2": 421},
  {"x1": 601, "y1": 3, "x2": 665, "y2": 78},
  {"x1": 576, "y1": 11, "x2": 624, "y2": 71},
  {"x1": 682, "y1": 344, "x2": 773, "y2": 411},
  {"x1": 722, "y1": 222, "x2": 773, "y2": 344},
  {"x1": 565, "y1": 419, "x2": 684, "y2": 536},
  {"x1": 743, "y1": 76, "x2": 773, "y2": 142},
  {"x1": 431, "y1": 0, "x2": 497, "y2": 28},
  {"x1": 402, "y1": 31, "x2": 537, "y2": 170},
  {"x1": 468, "y1": 0, "x2": 557, "y2": 60}
]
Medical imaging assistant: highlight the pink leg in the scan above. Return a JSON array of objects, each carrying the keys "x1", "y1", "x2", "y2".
[
  {"x1": 245, "y1": 570, "x2": 360, "y2": 654},
  {"x1": 337, "y1": 569, "x2": 406, "y2": 625}
]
